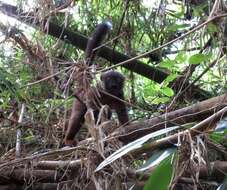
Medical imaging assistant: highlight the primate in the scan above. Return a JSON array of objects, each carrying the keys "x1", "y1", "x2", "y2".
[
  {"x1": 64, "y1": 21, "x2": 129, "y2": 146},
  {"x1": 85, "y1": 21, "x2": 113, "y2": 65}
]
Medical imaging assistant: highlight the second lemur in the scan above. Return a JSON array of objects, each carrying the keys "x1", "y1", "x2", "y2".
[{"x1": 64, "y1": 21, "x2": 129, "y2": 146}]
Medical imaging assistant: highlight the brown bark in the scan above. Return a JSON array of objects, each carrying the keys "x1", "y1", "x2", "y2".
[
  {"x1": 35, "y1": 159, "x2": 83, "y2": 170},
  {"x1": 113, "y1": 93, "x2": 227, "y2": 143},
  {"x1": 0, "y1": 184, "x2": 22, "y2": 190},
  {"x1": 0, "y1": 160, "x2": 226, "y2": 186},
  {"x1": 0, "y1": 183, "x2": 57, "y2": 190},
  {"x1": 199, "y1": 161, "x2": 227, "y2": 182},
  {"x1": 0, "y1": 168, "x2": 68, "y2": 184}
]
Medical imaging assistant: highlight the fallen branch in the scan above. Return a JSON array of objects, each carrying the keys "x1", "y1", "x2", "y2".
[
  {"x1": 134, "y1": 106, "x2": 227, "y2": 155},
  {"x1": 35, "y1": 159, "x2": 85, "y2": 170},
  {"x1": 113, "y1": 93, "x2": 227, "y2": 143},
  {"x1": 0, "y1": 169, "x2": 68, "y2": 184}
]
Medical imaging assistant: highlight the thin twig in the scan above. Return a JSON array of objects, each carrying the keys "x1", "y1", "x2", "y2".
[
  {"x1": 137, "y1": 106, "x2": 227, "y2": 154},
  {"x1": 15, "y1": 103, "x2": 26, "y2": 159},
  {"x1": 21, "y1": 65, "x2": 73, "y2": 88},
  {"x1": 177, "y1": 51, "x2": 224, "y2": 98},
  {"x1": 97, "y1": 13, "x2": 227, "y2": 73},
  {"x1": 92, "y1": 32, "x2": 126, "y2": 52}
]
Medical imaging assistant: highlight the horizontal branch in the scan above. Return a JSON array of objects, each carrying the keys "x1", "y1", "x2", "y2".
[
  {"x1": 134, "y1": 105, "x2": 227, "y2": 155},
  {"x1": 113, "y1": 93, "x2": 227, "y2": 143},
  {"x1": 0, "y1": 169, "x2": 68, "y2": 184},
  {"x1": 35, "y1": 159, "x2": 84, "y2": 170}
]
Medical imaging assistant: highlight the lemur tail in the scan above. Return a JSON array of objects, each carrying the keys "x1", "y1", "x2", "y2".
[{"x1": 85, "y1": 21, "x2": 112, "y2": 65}]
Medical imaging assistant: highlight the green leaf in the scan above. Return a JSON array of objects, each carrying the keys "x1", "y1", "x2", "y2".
[
  {"x1": 207, "y1": 23, "x2": 218, "y2": 34},
  {"x1": 159, "y1": 60, "x2": 175, "y2": 69},
  {"x1": 167, "y1": 24, "x2": 190, "y2": 32},
  {"x1": 143, "y1": 83, "x2": 159, "y2": 97},
  {"x1": 143, "y1": 154, "x2": 174, "y2": 190},
  {"x1": 209, "y1": 130, "x2": 227, "y2": 147},
  {"x1": 175, "y1": 52, "x2": 187, "y2": 63},
  {"x1": 164, "y1": 73, "x2": 178, "y2": 84},
  {"x1": 161, "y1": 87, "x2": 174, "y2": 97},
  {"x1": 152, "y1": 97, "x2": 170, "y2": 104},
  {"x1": 188, "y1": 54, "x2": 208, "y2": 65}
]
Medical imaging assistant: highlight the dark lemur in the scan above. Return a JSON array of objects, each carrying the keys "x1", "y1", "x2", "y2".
[
  {"x1": 85, "y1": 21, "x2": 112, "y2": 65},
  {"x1": 64, "y1": 21, "x2": 129, "y2": 146}
]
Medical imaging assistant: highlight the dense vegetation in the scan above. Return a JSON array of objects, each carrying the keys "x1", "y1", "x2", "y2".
[{"x1": 0, "y1": 0, "x2": 226, "y2": 189}]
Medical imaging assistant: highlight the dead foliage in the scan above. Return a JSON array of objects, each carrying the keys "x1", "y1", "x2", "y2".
[{"x1": 0, "y1": 87, "x2": 226, "y2": 190}]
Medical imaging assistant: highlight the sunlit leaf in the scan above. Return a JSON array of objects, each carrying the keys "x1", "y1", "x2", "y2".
[
  {"x1": 143, "y1": 153, "x2": 174, "y2": 190},
  {"x1": 161, "y1": 87, "x2": 174, "y2": 97},
  {"x1": 152, "y1": 97, "x2": 170, "y2": 104},
  {"x1": 188, "y1": 54, "x2": 208, "y2": 65},
  {"x1": 175, "y1": 52, "x2": 187, "y2": 63},
  {"x1": 164, "y1": 73, "x2": 178, "y2": 84},
  {"x1": 144, "y1": 83, "x2": 159, "y2": 97},
  {"x1": 167, "y1": 23, "x2": 189, "y2": 32},
  {"x1": 159, "y1": 60, "x2": 175, "y2": 69}
]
